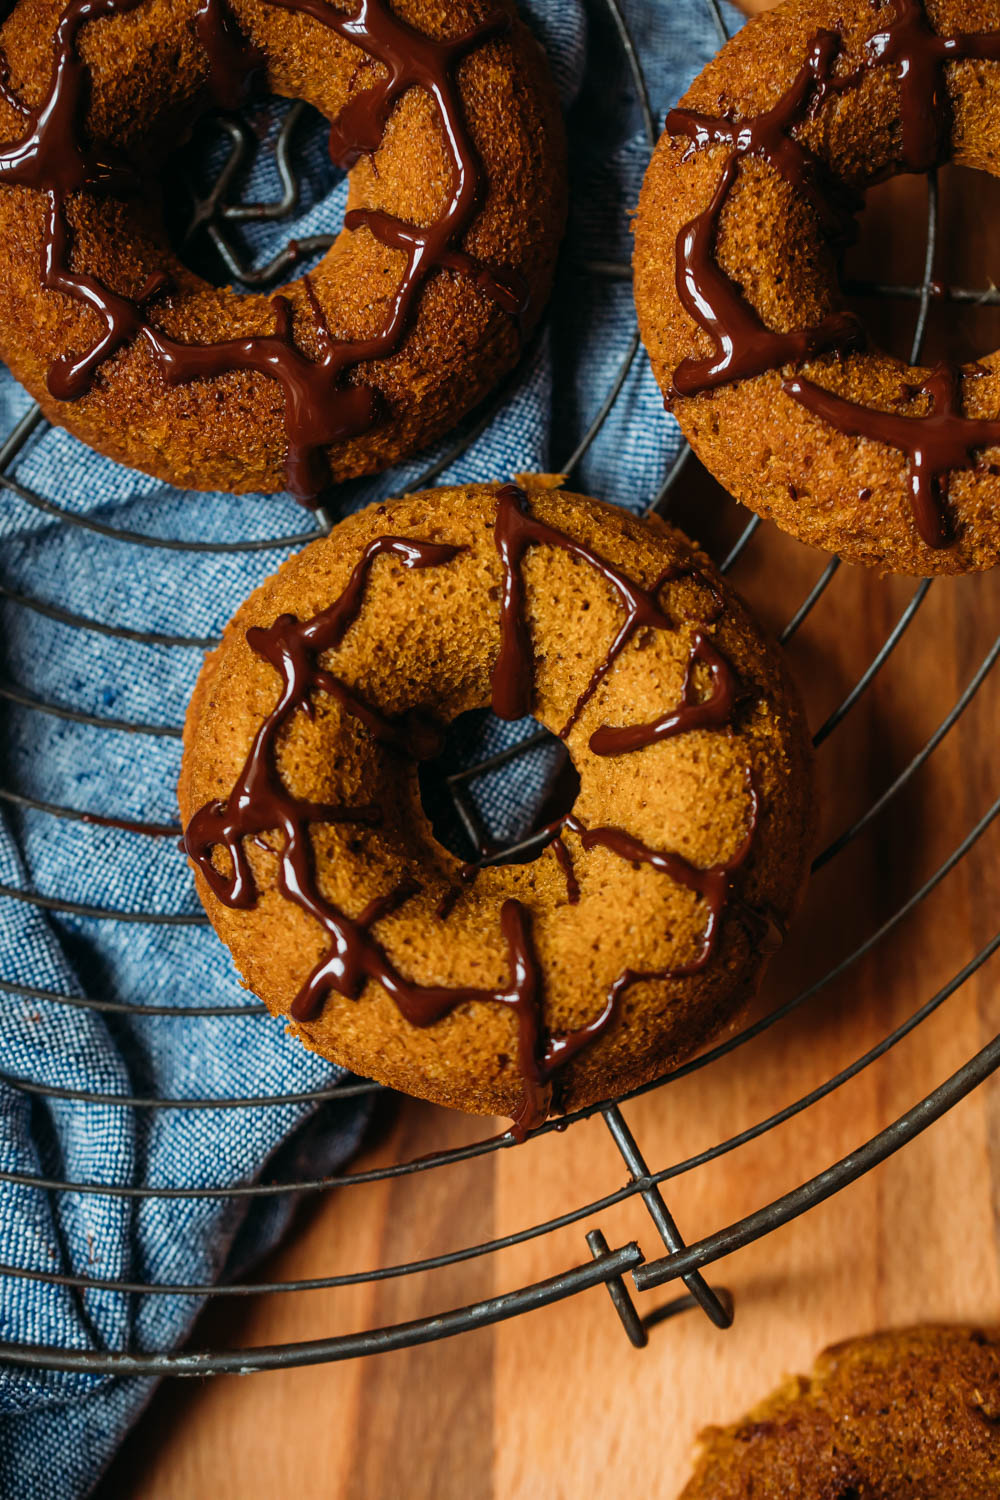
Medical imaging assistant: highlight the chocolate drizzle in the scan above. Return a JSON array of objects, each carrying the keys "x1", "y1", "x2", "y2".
[
  {"x1": 785, "y1": 363, "x2": 1000, "y2": 549},
  {"x1": 547, "y1": 830, "x2": 579, "y2": 905},
  {"x1": 485, "y1": 485, "x2": 762, "y2": 1028},
  {"x1": 490, "y1": 483, "x2": 741, "y2": 754},
  {"x1": 490, "y1": 482, "x2": 727, "y2": 738},
  {"x1": 185, "y1": 486, "x2": 762, "y2": 1132},
  {"x1": 184, "y1": 534, "x2": 460, "y2": 914},
  {"x1": 0, "y1": 0, "x2": 142, "y2": 198},
  {"x1": 266, "y1": 0, "x2": 525, "y2": 315},
  {"x1": 562, "y1": 775, "x2": 759, "y2": 1005},
  {"x1": 0, "y1": 0, "x2": 174, "y2": 400},
  {"x1": 589, "y1": 629, "x2": 739, "y2": 757},
  {"x1": 183, "y1": 524, "x2": 619, "y2": 1135},
  {"x1": 0, "y1": 0, "x2": 528, "y2": 502},
  {"x1": 143, "y1": 281, "x2": 386, "y2": 503},
  {"x1": 664, "y1": 0, "x2": 1000, "y2": 548},
  {"x1": 865, "y1": 0, "x2": 1000, "y2": 173},
  {"x1": 665, "y1": 30, "x2": 862, "y2": 398}
]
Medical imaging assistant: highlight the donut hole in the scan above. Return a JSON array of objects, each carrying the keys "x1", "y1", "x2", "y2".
[
  {"x1": 844, "y1": 165, "x2": 1000, "y2": 363},
  {"x1": 417, "y1": 709, "x2": 580, "y2": 864},
  {"x1": 161, "y1": 96, "x2": 343, "y2": 290}
]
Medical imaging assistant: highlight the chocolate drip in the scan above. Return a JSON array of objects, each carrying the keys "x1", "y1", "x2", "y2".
[
  {"x1": 194, "y1": 0, "x2": 264, "y2": 111},
  {"x1": 0, "y1": 0, "x2": 142, "y2": 197},
  {"x1": 865, "y1": 0, "x2": 1000, "y2": 173},
  {"x1": 564, "y1": 775, "x2": 759, "y2": 1006},
  {"x1": 666, "y1": 31, "x2": 863, "y2": 398},
  {"x1": 144, "y1": 282, "x2": 383, "y2": 503},
  {"x1": 589, "y1": 629, "x2": 739, "y2": 757},
  {"x1": 671, "y1": 153, "x2": 862, "y2": 397},
  {"x1": 0, "y1": 0, "x2": 527, "y2": 502},
  {"x1": 0, "y1": 0, "x2": 163, "y2": 396},
  {"x1": 785, "y1": 364, "x2": 1000, "y2": 549},
  {"x1": 490, "y1": 483, "x2": 720, "y2": 736},
  {"x1": 666, "y1": 0, "x2": 1000, "y2": 396},
  {"x1": 184, "y1": 529, "x2": 618, "y2": 1133},
  {"x1": 184, "y1": 534, "x2": 458, "y2": 907},
  {"x1": 548, "y1": 830, "x2": 579, "y2": 904},
  {"x1": 266, "y1": 0, "x2": 527, "y2": 318},
  {"x1": 42, "y1": 189, "x2": 171, "y2": 401},
  {"x1": 667, "y1": 31, "x2": 858, "y2": 240}
]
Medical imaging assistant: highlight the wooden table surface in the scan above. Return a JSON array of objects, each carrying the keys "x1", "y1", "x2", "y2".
[{"x1": 99, "y1": 5, "x2": 1000, "y2": 1495}]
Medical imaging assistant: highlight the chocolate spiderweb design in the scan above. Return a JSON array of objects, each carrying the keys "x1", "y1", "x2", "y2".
[
  {"x1": 0, "y1": 0, "x2": 527, "y2": 503},
  {"x1": 664, "y1": 0, "x2": 1000, "y2": 549},
  {"x1": 184, "y1": 485, "x2": 761, "y2": 1132}
]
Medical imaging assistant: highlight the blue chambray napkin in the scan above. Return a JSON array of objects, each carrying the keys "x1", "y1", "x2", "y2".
[{"x1": 0, "y1": 0, "x2": 742, "y2": 1493}]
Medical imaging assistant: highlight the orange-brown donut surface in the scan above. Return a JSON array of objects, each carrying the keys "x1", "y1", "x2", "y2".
[
  {"x1": 679, "y1": 1325, "x2": 1000, "y2": 1498},
  {"x1": 635, "y1": 0, "x2": 1000, "y2": 575},
  {"x1": 0, "y1": 0, "x2": 566, "y2": 501},
  {"x1": 178, "y1": 478, "x2": 815, "y2": 1131}
]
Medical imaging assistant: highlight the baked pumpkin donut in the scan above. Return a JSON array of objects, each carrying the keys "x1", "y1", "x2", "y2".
[
  {"x1": 679, "y1": 1325, "x2": 1000, "y2": 1498},
  {"x1": 178, "y1": 478, "x2": 814, "y2": 1131},
  {"x1": 635, "y1": 0, "x2": 1000, "y2": 575},
  {"x1": 0, "y1": 0, "x2": 565, "y2": 502}
]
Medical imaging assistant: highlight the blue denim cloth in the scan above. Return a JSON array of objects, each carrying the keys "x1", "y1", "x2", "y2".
[{"x1": 0, "y1": 0, "x2": 742, "y2": 1492}]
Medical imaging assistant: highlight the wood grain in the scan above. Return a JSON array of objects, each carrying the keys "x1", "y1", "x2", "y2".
[{"x1": 98, "y1": 8, "x2": 1000, "y2": 1496}]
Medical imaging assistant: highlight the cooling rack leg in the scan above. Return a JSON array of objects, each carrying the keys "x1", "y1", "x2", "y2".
[
  {"x1": 585, "y1": 1228, "x2": 649, "y2": 1347},
  {"x1": 601, "y1": 1104, "x2": 734, "y2": 1331}
]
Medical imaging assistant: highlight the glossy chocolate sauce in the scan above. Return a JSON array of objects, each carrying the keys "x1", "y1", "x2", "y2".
[
  {"x1": 669, "y1": 151, "x2": 862, "y2": 397},
  {"x1": 184, "y1": 533, "x2": 458, "y2": 907},
  {"x1": 665, "y1": 0, "x2": 1000, "y2": 547},
  {"x1": 0, "y1": 0, "x2": 527, "y2": 502},
  {"x1": 0, "y1": 0, "x2": 142, "y2": 198},
  {"x1": 0, "y1": 0, "x2": 160, "y2": 395},
  {"x1": 144, "y1": 282, "x2": 383, "y2": 504},
  {"x1": 666, "y1": 30, "x2": 862, "y2": 398},
  {"x1": 785, "y1": 364, "x2": 1000, "y2": 549},
  {"x1": 589, "y1": 628, "x2": 739, "y2": 756},
  {"x1": 865, "y1": 0, "x2": 1000, "y2": 173}
]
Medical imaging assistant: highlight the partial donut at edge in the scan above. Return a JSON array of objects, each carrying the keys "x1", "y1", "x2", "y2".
[{"x1": 635, "y1": 0, "x2": 1000, "y2": 576}]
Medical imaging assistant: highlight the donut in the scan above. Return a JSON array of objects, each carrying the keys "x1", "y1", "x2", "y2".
[
  {"x1": 0, "y1": 0, "x2": 565, "y2": 503},
  {"x1": 679, "y1": 1325, "x2": 1000, "y2": 1498},
  {"x1": 178, "y1": 477, "x2": 814, "y2": 1132},
  {"x1": 634, "y1": 0, "x2": 1000, "y2": 576}
]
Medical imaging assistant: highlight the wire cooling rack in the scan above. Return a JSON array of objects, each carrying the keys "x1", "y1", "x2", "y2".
[{"x1": 1, "y1": 0, "x2": 1000, "y2": 1376}]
